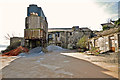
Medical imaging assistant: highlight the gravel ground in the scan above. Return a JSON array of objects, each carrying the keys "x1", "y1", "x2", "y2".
[{"x1": 97, "y1": 52, "x2": 118, "y2": 64}]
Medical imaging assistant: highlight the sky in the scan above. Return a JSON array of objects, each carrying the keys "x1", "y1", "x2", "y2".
[{"x1": 0, "y1": 0, "x2": 119, "y2": 45}]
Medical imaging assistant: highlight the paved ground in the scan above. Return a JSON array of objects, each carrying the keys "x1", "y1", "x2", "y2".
[
  {"x1": 1, "y1": 50, "x2": 117, "y2": 78},
  {"x1": 61, "y1": 52, "x2": 118, "y2": 78}
]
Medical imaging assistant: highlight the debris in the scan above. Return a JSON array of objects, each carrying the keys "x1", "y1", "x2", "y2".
[
  {"x1": 18, "y1": 47, "x2": 44, "y2": 57},
  {"x1": 46, "y1": 45, "x2": 66, "y2": 52},
  {"x1": 2, "y1": 46, "x2": 29, "y2": 56},
  {"x1": 29, "y1": 47, "x2": 42, "y2": 54},
  {"x1": 17, "y1": 53, "x2": 27, "y2": 57}
]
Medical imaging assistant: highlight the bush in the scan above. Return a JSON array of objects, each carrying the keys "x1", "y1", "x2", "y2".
[
  {"x1": 90, "y1": 47, "x2": 100, "y2": 55},
  {"x1": 77, "y1": 36, "x2": 88, "y2": 49},
  {"x1": 115, "y1": 18, "x2": 120, "y2": 27},
  {"x1": 102, "y1": 25, "x2": 110, "y2": 30},
  {"x1": 118, "y1": 27, "x2": 120, "y2": 32}
]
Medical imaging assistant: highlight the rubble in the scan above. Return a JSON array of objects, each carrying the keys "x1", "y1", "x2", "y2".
[
  {"x1": 29, "y1": 47, "x2": 42, "y2": 54},
  {"x1": 2, "y1": 45, "x2": 65, "y2": 57},
  {"x1": 2, "y1": 46, "x2": 29, "y2": 56},
  {"x1": 46, "y1": 45, "x2": 66, "y2": 52},
  {"x1": 18, "y1": 47, "x2": 44, "y2": 57}
]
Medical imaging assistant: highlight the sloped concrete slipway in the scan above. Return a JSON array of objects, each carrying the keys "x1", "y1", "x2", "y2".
[{"x1": 1, "y1": 45, "x2": 119, "y2": 79}]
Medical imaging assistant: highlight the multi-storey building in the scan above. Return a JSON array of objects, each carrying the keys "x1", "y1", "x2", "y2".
[
  {"x1": 48, "y1": 26, "x2": 93, "y2": 49},
  {"x1": 24, "y1": 4, "x2": 48, "y2": 48}
]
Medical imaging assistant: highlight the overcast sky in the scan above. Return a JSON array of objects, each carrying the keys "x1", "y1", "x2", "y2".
[{"x1": 0, "y1": 0, "x2": 119, "y2": 45}]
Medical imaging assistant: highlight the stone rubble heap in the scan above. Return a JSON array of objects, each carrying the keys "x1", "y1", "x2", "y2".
[{"x1": 46, "y1": 45, "x2": 66, "y2": 52}]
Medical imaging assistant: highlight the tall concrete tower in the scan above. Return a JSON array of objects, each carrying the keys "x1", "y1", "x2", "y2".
[{"x1": 24, "y1": 4, "x2": 48, "y2": 48}]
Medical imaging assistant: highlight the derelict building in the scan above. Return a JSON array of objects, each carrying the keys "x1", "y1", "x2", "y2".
[{"x1": 24, "y1": 4, "x2": 48, "y2": 48}]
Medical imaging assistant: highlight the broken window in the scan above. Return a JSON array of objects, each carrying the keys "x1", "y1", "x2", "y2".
[{"x1": 70, "y1": 32, "x2": 72, "y2": 35}]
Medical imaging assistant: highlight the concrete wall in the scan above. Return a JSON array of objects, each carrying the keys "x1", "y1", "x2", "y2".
[
  {"x1": 26, "y1": 16, "x2": 41, "y2": 29},
  {"x1": 114, "y1": 33, "x2": 119, "y2": 52},
  {"x1": 118, "y1": 34, "x2": 120, "y2": 51},
  {"x1": 48, "y1": 27, "x2": 93, "y2": 49},
  {"x1": 89, "y1": 33, "x2": 120, "y2": 53},
  {"x1": 10, "y1": 37, "x2": 24, "y2": 46},
  {"x1": 48, "y1": 32, "x2": 62, "y2": 46},
  {"x1": 24, "y1": 5, "x2": 48, "y2": 48},
  {"x1": 26, "y1": 16, "x2": 47, "y2": 30}
]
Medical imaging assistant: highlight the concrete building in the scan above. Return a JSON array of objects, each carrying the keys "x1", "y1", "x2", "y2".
[
  {"x1": 101, "y1": 19, "x2": 120, "y2": 30},
  {"x1": 88, "y1": 27, "x2": 120, "y2": 53},
  {"x1": 48, "y1": 28, "x2": 72, "y2": 47},
  {"x1": 24, "y1": 4, "x2": 48, "y2": 48},
  {"x1": 67, "y1": 27, "x2": 93, "y2": 49},
  {"x1": 10, "y1": 37, "x2": 24, "y2": 46},
  {"x1": 48, "y1": 26, "x2": 93, "y2": 49}
]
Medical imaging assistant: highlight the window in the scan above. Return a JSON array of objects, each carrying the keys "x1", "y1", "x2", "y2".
[
  {"x1": 49, "y1": 34, "x2": 52, "y2": 38},
  {"x1": 70, "y1": 32, "x2": 72, "y2": 35},
  {"x1": 58, "y1": 33, "x2": 60, "y2": 37}
]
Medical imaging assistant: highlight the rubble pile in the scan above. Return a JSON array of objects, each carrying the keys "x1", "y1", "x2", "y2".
[
  {"x1": 18, "y1": 47, "x2": 44, "y2": 57},
  {"x1": 46, "y1": 45, "x2": 66, "y2": 52},
  {"x1": 2, "y1": 46, "x2": 29, "y2": 56},
  {"x1": 29, "y1": 47, "x2": 42, "y2": 54},
  {"x1": 2, "y1": 45, "x2": 65, "y2": 57}
]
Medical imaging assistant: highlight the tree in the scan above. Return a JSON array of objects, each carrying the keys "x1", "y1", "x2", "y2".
[
  {"x1": 77, "y1": 36, "x2": 88, "y2": 49},
  {"x1": 115, "y1": 18, "x2": 120, "y2": 27},
  {"x1": 102, "y1": 25, "x2": 109, "y2": 30}
]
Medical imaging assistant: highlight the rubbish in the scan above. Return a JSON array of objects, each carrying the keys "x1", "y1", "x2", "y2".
[{"x1": 2, "y1": 46, "x2": 29, "y2": 56}]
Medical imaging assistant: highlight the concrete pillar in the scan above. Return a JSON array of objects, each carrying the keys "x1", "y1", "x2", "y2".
[
  {"x1": 114, "y1": 33, "x2": 119, "y2": 52},
  {"x1": 104, "y1": 36, "x2": 110, "y2": 52},
  {"x1": 30, "y1": 40, "x2": 33, "y2": 49},
  {"x1": 25, "y1": 40, "x2": 29, "y2": 48}
]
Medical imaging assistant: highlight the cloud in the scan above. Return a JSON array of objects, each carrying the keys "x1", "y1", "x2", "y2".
[{"x1": 96, "y1": 2, "x2": 118, "y2": 20}]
